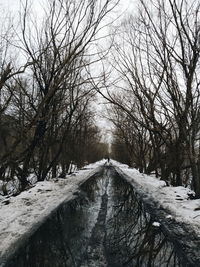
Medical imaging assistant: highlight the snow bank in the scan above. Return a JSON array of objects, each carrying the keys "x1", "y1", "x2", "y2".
[
  {"x1": 112, "y1": 159, "x2": 200, "y2": 237},
  {"x1": 0, "y1": 160, "x2": 105, "y2": 264},
  {"x1": 82, "y1": 159, "x2": 107, "y2": 169}
]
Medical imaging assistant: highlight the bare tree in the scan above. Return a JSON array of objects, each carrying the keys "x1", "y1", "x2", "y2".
[
  {"x1": 0, "y1": 0, "x2": 118, "y2": 194},
  {"x1": 99, "y1": 0, "x2": 200, "y2": 196}
]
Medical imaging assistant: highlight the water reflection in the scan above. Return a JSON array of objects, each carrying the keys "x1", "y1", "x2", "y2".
[
  {"x1": 105, "y1": 174, "x2": 182, "y2": 267},
  {"x1": 4, "y1": 167, "x2": 185, "y2": 267},
  {"x1": 4, "y1": 173, "x2": 106, "y2": 267}
]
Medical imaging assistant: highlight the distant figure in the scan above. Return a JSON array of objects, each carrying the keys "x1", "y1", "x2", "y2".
[
  {"x1": 104, "y1": 155, "x2": 110, "y2": 166},
  {"x1": 106, "y1": 156, "x2": 110, "y2": 166}
]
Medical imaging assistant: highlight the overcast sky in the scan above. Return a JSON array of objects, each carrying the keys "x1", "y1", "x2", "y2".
[
  {"x1": 0, "y1": 0, "x2": 138, "y2": 144},
  {"x1": 0, "y1": 0, "x2": 138, "y2": 19}
]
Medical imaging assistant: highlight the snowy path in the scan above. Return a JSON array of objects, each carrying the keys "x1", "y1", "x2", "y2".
[
  {"x1": 2, "y1": 160, "x2": 200, "y2": 266},
  {"x1": 0, "y1": 161, "x2": 105, "y2": 266},
  {"x1": 113, "y1": 161, "x2": 200, "y2": 265},
  {"x1": 113, "y1": 161, "x2": 200, "y2": 237}
]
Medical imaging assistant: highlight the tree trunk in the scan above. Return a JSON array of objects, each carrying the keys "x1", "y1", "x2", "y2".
[{"x1": 191, "y1": 160, "x2": 200, "y2": 198}]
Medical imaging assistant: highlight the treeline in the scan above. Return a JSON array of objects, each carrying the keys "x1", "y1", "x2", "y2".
[
  {"x1": 0, "y1": 0, "x2": 116, "y2": 194},
  {"x1": 104, "y1": 0, "x2": 200, "y2": 197}
]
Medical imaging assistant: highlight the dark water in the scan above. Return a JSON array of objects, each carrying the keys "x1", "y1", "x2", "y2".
[{"x1": 4, "y1": 167, "x2": 186, "y2": 267}]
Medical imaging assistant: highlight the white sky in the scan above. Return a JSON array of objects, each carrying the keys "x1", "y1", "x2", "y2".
[
  {"x1": 0, "y1": 0, "x2": 138, "y2": 145},
  {"x1": 0, "y1": 0, "x2": 138, "y2": 18}
]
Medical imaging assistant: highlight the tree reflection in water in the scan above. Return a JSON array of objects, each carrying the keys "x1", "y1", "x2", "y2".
[
  {"x1": 5, "y1": 169, "x2": 184, "y2": 267},
  {"x1": 105, "y1": 175, "x2": 182, "y2": 267}
]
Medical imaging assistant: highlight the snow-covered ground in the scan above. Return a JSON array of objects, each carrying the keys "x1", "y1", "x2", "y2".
[
  {"x1": 2, "y1": 158, "x2": 200, "y2": 264},
  {"x1": 0, "y1": 159, "x2": 106, "y2": 264},
  {"x1": 112, "y1": 160, "x2": 200, "y2": 237}
]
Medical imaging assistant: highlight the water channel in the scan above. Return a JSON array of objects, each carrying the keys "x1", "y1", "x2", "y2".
[{"x1": 4, "y1": 166, "x2": 194, "y2": 266}]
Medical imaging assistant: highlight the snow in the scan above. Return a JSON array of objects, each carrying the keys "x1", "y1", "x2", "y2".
[
  {"x1": 112, "y1": 159, "x2": 200, "y2": 237},
  {"x1": 82, "y1": 159, "x2": 106, "y2": 169},
  {"x1": 152, "y1": 222, "x2": 160, "y2": 227},
  {"x1": 0, "y1": 160, "x2": 105, "y2": 263},
  {"x1": 166, "y1": 214, "x2": 173, "y2": 219},
  {"x1": 2, "y1": 158, "x2": 200, "y2": 263}
]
